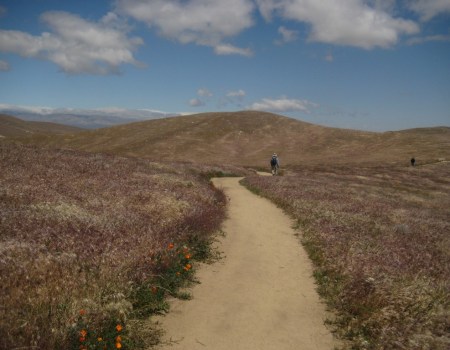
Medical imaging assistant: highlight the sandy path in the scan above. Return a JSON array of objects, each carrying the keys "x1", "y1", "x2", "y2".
[{"x1": 154, "y1": 177, "x2": 336, "y2": 350}]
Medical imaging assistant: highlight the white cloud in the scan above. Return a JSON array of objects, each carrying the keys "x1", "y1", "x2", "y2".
[
  {"x1": 189, "y1": 88, "x2": 213, "y2": 107},
  {"x1": 214, "y1": 43, "x2": 253, "y2": 56},
  {"x1": 189, "y1": 98, "x2": 205, "y2": 107},
  {"x1": 222, "y1": 89, "x2": 246, "y2": 107},
  {"x1": 255, "y1": 0, "x2": 280, "y2": 21},
  {"x1": 409, "y1": 0, "x2": 450, "y2": 21},
  {"x1": 197, "y1": 88, "x2": 213, "y2": 97},
  {"x1": 407, "y1": 34, "x2": 450, "y2": 45},
  {"x1": 0, "y1": 11, "x2": 143, "y2": 74},
  {"x1": 0, "y1": 60, "x2": 10, "y2": 71},
  {"x1": 116, "y1": 0, "x2": 255, "y2": 55},
  {"x1": 256, "y1": 0, "x2": 419, "y2": 49},
  {"x1": 227, "y1": 90, "x2": 246, "y2": 98},
  {"x1": 248, "y1": 97, "x2": 318, "y2": 113},
  {"x1": 368, "y1": 0, "x2": 397, "y2": 12},
  {"x1": 276, "y1": 26, "x2": 299, "y2": 44}
]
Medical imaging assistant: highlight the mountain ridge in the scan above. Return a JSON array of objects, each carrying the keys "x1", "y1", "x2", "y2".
[
  {"x1": 0, "y1": 106, "x2": 178, "y2": 129},
  {"x1": 0, "y1": 114, "x2": 84, "y2": 138},
  {"x1": 7, "y1": 111, "x2": 449, "y2": 166}
]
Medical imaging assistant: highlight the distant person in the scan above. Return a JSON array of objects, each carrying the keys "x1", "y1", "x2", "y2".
[
  {"x1": 411, "y1": 157, "x2": 416, "y2": 166},
  {"x1": 270, "y1": 153, "x2": 280, "y2": 175}
]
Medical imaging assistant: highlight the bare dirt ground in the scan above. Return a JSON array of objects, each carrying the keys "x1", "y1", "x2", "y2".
[{"x1": 153, "y1": 177, "x2": 337, "y2": 350}]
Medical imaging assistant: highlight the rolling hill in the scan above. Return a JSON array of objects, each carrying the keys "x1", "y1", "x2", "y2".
[
  {"x1": 9, "y1": 111, "x2": 450, "y2": 167},
  {"x1": 0, "y1": 114, "x2": 83, "y2": 138},
  {"x1": 0, "y1": 106, "x2": 178, "y2": 129}
]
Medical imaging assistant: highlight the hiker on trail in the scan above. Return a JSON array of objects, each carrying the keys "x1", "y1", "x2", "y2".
[
  {"x1": 411, "y1": 157, "x2": 416, "y2": 166},
  {"x1": 270, "y1": 153, "x2": 280, "y2": 176}
]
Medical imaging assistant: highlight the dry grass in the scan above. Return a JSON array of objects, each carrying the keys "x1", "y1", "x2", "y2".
[
  {"x1": 0, "y1": 114, "x2": 83, "y2": 138},
  {"x1": 0, "y1": 143, "x2": 248, "y2": 349},
  {"x1": 242, "y1": 163, "x2": 450, "y2": 349},
  {"x1": 2, "y1": 110, "x2": 449, "y2": 348},
  {"x1": 9, "y1": 111, "x2": 450, "y2": 167}
]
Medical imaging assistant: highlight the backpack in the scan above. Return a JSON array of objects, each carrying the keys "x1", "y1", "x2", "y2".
[{"x1": 270, "y1": 157, "x2": 277, "y2": 166}]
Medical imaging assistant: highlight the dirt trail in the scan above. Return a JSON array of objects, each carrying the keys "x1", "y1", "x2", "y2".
[{"x1": 154, "y1": 177, "x2": 337, "y2": 349}]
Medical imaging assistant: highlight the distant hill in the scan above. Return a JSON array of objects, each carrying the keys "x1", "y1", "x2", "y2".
[
  {"x1": 11, "y1": 111, "x2": 450, "y2": 167},
  {"x1": 0, "y1": 114, "x2": 83, "y2": 138},
  {"x1": 0, "y1": 106, "x2": 178, "y2": 129}
]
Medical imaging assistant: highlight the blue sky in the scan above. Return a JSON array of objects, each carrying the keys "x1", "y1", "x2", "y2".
[{"x1": 0, "y1": 0, "x2": 449, "y2": 131}]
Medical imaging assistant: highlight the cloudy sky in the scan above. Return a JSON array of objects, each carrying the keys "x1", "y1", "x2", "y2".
[{"x1": 0, "y1": 0, "x2": 449, "y2": 131}]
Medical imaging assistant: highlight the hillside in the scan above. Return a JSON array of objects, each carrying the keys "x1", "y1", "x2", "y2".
[
  {"x1": 243, "y1": 163, "x2": 450, "y2": 348},
  {"x1": 0, "y1": 142, "x2": 252, "y2": 349},
  {"x1": 0, "y1": 114, "x2": 83, "y2": 138},
  {"x1": 0, "y1": 107, "x2": 178, "y2": 129},
  {"x1": 10, "y1": 111, "x2": 450, "y2": 166}
]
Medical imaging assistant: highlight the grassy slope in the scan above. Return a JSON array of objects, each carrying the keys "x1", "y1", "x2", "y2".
[
  {"x1": 0, "y1": 114, "x2": 83, "y2": 137},
  {"x1": 3, "y1": 111, "x2": 449, "y2": 349},
  {"x1": 242, "y1": 163, "x2": 450, "y2": 349},
  {"x1": 11, "y1": 111, "x2": 450, "y2": 167},
  {"x1": 0, "y1": 143, "x2": 250, "y2": 349}
]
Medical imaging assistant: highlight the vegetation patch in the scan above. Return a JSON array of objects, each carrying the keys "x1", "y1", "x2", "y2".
[
  {"x1": 242, "y1": 163, "x2": 450, "y2": 349},
  {"x1": 0, "y1": 144, "x2": 229, "y2": 349}
]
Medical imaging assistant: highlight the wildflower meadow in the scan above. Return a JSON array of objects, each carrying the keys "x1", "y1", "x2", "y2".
[
  {"x1": 0, "y1": 144, "x2": 247, "y2": 349},
  {"x1": 243, "y1": 163, "x2": 450, "y2": 349}
]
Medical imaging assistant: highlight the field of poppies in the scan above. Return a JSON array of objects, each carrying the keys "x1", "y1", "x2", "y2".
[
  {"x1": 0, "y1": 143, "x2": 249, "y2": 349},
  {"x1": 243, "y1": 163, "x2": 449, "y2": 349}
]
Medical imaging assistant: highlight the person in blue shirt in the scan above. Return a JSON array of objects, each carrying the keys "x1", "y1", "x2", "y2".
[{"x1": 270, "y1": 153, "x2": 280, "y2": 175}]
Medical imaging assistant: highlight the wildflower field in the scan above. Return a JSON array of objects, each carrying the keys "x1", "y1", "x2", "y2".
[
  {"x1": 0, "y1": 144, "x2": 247, "y2": 349},
  {"x1": 243, "y1": 163, "x2": 450, "y2": 349}
]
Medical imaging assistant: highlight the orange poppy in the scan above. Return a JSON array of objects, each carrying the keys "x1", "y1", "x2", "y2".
[{"x1": 116, "y1": 324, "x2": 123, "y2": 332}]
